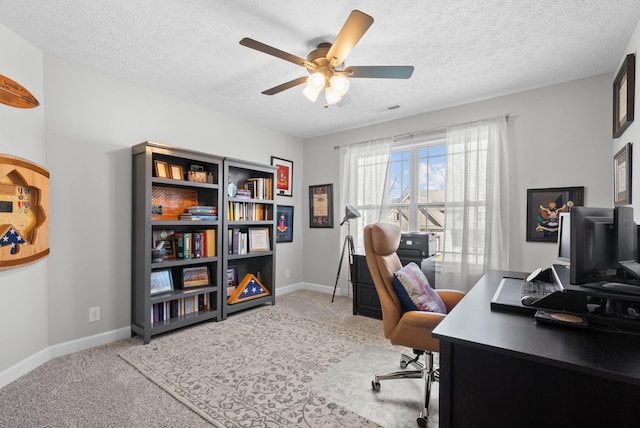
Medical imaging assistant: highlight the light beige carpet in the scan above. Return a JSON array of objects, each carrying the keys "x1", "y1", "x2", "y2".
[{"x1": 119, "y1": 304, "x2": 432, "y2": 427}]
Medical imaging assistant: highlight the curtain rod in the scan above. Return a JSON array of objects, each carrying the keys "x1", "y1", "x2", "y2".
[{"x1": 333, "y1": 114, "x2": 510, "y2": 150}]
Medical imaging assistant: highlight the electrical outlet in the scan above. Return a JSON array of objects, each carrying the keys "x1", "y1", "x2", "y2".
[
  {"x1": 89, "y1": 306, "x2": 101, "y2": 322},
  {"x1": 285, "y1": 269, "x2": 291, "y2": 278}
]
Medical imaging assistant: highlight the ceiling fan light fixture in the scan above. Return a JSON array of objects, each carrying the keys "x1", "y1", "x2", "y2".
[
  {"x1": 302, "y1": 84, "x2": 322, "y2": 102},
  {"x1": 325, "y1": 86, "x2": 343, "y2": 105},
  {"x1": 303, "y1": 72, "x2": 326, "y2": 102},
  {"x1": 307, "y1": 72, "x2": 326, "y2": 89},
  {"x1": 329, "y1": 75, "x2": 350, "y2": 96}
]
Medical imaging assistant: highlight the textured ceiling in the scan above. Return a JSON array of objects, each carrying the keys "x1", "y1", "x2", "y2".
[{"x1": 1, "y1": 0, "x2": 640, "y2": 139}]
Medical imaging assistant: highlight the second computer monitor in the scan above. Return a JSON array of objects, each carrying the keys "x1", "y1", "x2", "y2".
[{"x1": 557, "y1": 212, "x2": 571, "y2": 263}]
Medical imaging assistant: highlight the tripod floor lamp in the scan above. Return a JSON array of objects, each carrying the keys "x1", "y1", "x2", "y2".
[{"x1": 332, "y1": 204, "x2": 361, "y2": 302}]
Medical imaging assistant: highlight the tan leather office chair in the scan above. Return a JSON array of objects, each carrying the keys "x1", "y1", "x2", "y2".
[{"x1": 364, "y1": 223, "x2": 465, "y2": 427}]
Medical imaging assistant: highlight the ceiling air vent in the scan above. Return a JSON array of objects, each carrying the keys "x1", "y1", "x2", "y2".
[{"x1": 375, "y1": 104, "x2": 401, "y2": 113}]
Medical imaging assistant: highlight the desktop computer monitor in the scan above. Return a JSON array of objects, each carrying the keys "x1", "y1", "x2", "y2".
[
  {"x1": 556, "y1": 212, "x2": 571, "y2": 263},
  {"x1": 614, "y1": 205, "x2": 636, "y2": 262},
  {"x1": 570, "y1": 205, "x2": 640, "y2": 286},
  {"x1": 570, "y1": 206, "x2": 616, "y2": 284}
]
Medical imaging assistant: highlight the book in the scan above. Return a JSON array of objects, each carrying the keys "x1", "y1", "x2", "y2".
[
  {"x1": 183, "y1": 233, "x2": 192, "y2": 259},
  {"x1": 175, "y1": 233, "x2": 185, "y2": 259},
  {"x1": 232, "y1": 228, "x2": 240, "y2": 254},
  {"x1": 187, "y1": 205, "x2": 217, "y2": 215},
  {"x1": 180, "y1": 213, "x2": 217, "y2": 221},
  {"x1": 192, "y1": 232, "x2": 203, "y2": 258},
  {"x1": 198, "y1": 229, "x2": 216, "y2": 257}
]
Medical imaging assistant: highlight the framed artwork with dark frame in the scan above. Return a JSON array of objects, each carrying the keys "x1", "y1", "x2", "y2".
[
  {"x1": 614, "y1": 142, "x2": 632, "y2": 206},
  {"x1": 271, "y1": 156, "x2": 293, "y2": 197},
  {"x1": 182, "y1": 266, "x2": 209, "y2": 287},
  {"x1": 613, "y1": 53, "x2": 635, "y2": 138},
  {"x1": 309, "y1": 183, "x2": 334, "y2": 228},
  {"x1": 226, "y1": 266, "x2": 238, "y2": 287},
  {"x1": 276, "y1": 205, "x2": 294, "y2": 243},
  {"x1": 526, "y1": 186, "x2": 584, "y2": 242}
]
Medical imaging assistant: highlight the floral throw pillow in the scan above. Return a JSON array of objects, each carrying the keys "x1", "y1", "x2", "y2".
[{"x1": 392, "y1": 262, "x2": 447, "y2": 314}]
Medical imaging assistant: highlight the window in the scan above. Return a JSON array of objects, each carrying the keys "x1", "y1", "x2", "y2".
[
  {"x1": 350, "y1": 132, "x2": 446, "y2": 253},
  {"x1": 387, "y1": 137, "x2": 446, "y2": 251},
  {"x1": 344, "y1": 117, "x2": 508, "y2": 291}
]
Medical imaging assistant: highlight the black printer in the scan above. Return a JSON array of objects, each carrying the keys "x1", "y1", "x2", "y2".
[
  {"x1": 398, "y1": 232, "x2": 437, "y2": 287},
  {"x1": 398, "y1": 232, "x2": 436, "y2": 260}
]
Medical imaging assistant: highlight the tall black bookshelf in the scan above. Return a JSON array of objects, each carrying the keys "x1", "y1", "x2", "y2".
[
  {"x1": 131, "y1": 141, "x2": 223, "y2": 343},
  {"x1": 222, "y1": 158, "x2": 276, "y2": 319}
]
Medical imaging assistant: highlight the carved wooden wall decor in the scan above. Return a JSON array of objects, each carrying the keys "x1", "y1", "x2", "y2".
[{"x1": 0, "y1": 154, "x2": 49, "y2": 269}]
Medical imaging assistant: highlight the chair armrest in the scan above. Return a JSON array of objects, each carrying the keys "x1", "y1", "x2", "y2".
[
  {"x1": 399, "y1": 310, "x2": 446, "y2": 330},
  {"x1": 436, "y1": 289, "x2": 466, "y2": 312}
]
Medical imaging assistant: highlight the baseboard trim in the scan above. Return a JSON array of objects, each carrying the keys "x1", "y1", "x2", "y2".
[{"x1": 0, "y1": 327, "x2": 130, "y2": 389}]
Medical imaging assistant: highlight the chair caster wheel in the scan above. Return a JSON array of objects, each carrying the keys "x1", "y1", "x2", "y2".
[
  {"x1": 417, "y1": 415, "x2": 427, "y2": 427},
  {"x1": 371, "y1": 380, "x2": 381, "y2": 391}
]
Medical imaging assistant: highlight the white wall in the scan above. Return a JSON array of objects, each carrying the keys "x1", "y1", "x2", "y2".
[
  {"x1": 615, "y1": 18, "x2": 640, "y2": 220},
  {"x1": 0, "y1": 24, "x2": 48, "y2": 373},
  {"x1": 0, "y1": 20, "x2": 304, "y2": 378},
  {"x1": 43, "y1": 54, "x2": 304, "y2": 346},
  {"x1": 303, "y1": 74, "x2": 613, "y2": 294}
]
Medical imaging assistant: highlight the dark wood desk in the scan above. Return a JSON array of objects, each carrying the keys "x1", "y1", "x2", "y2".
[{"x1": 432, "y1": 270, "x2": 640, "y2": 428}]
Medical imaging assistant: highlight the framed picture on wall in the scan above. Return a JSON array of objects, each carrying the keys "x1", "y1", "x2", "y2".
[
  {"x1": 526, "y1": 186, "x2": 584, "y2": 242},
  {"x1": 309, "y1": 184, "x2": 333, "y2": 228},
  {"x1": 271, "y1": 156, "x2": 293, "y2": 197},
  {"x1": 613, "y1": 53, "x2": 635, "y2": 138},
  {"x1": 276, "y1": 205, "x2": 294, "y2": 243},
  {"x1": 614, "y1": 142, "x2": 632, "y2": 206}
]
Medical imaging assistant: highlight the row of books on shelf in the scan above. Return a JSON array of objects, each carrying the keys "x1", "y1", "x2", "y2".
[
  {"x1": 238, "y1": 177, "x2": 273, "y2": 201},
  {"x1": 228, "y1": 228, "x2": 249, "y2": 255},
  {"x1": 150, "y1": 294, "x2": 212, "y2": 324},
  {"x1": 176, "y1": 230, "x2": 216, "y2": 259},
  {"x1": 153, "y1": 229, "x2": 216, "y2": 261},
  {"x1": 227, "y1": 201, "x2": 273, "y2": 221}
]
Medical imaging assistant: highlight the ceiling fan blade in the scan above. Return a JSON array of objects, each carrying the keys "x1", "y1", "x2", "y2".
[
  {"x1": 262, "y1": 76, "x2": 308, "y2": 95},
  {"x1": 240, "y1": 38, "x2": 311, "y2": 68},
  {"x1": 326, "y1": 10, "x2": 374, "y2": 66},
  {"x1": 344, "y1": 66, "x2": 414, "y2": 79}
]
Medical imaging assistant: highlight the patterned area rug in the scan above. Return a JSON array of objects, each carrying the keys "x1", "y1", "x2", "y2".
[{"x1": 120, "y1": 305, "x2": 427, "y2": 427}]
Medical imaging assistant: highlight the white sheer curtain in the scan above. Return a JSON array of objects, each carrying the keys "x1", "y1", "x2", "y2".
[
  {"x1": 441, "y1": 116, "x2": 510, "y2": 292},
  {"x1": 339, "y1": 138, "x2": 393, "y2": 255}
]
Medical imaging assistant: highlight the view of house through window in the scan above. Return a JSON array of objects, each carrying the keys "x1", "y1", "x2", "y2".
[{"x1": 387, "y1": 136, "x2": 446, "y2": 252}]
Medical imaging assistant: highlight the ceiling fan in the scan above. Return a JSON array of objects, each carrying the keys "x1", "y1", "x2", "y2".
[{"x1": 239, "y1": 10, "x2": 414, "y2": 106}]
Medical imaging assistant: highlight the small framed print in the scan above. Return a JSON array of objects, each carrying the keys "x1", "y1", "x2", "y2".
[
  {"x1": 155, "y1": 238, "x2": 175, "y2": 259},
  {"x1": 154, "y1": 160, "x2": 169, "y2": 178},
  {"x1": 613, "y1": 53, "x2": 635, "y2": 138},
  {"x1": 150, "y1": 269, "x2": 173, "y2": 295},
  {"x1": 614, "y1": 142, "x2": 632, "y2": 206},
  {"x1": 309, "y1": 184, "x2": 333, "y2": 228},
  {"x1": 170, "y1": 164, "x2": 184, "y2": 180},
  {"x1": 182, "y1": 266, "x2": 209, "y2": 287},
  {"x1": 226, "y1": 266, "x2": 238, "y2": 287},
  {"x1": 526, "y1": 186, "x2": 584, "y2": 242},
  {"x1": 276, "y1": 205, "x2": 294, "y2": 243},
  {"x1": 249, "y1": 227, "x2": 270, "y2": 252},
  {"x1": 271, "y1": 156, "x2": 293, "y2": 197}
]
